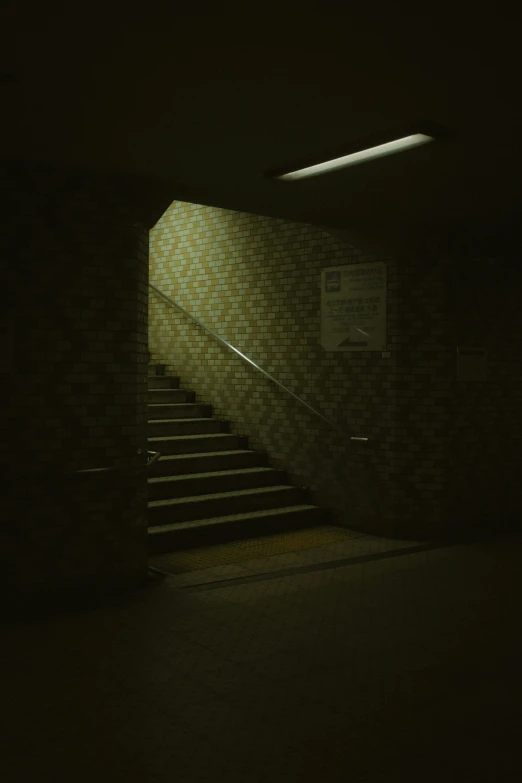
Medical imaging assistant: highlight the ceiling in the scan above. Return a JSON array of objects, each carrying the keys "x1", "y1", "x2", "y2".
[{"x1": 3, "y1": 6, "x2": 522, "y2": 254}]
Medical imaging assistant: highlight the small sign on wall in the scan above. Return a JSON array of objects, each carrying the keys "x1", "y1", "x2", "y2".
[
  {"x1": 457, "y1": 346, "x2": 488, "y2": 382},
  {"x1": 321, "y1": 262, "x2": 387, "y2": 351}
]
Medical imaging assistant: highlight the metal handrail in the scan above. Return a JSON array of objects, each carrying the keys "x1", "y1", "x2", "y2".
[
  {"x1": 146, "y1": 450, "x2": 161, "y2": 468},
  {"x1": 68, "y1": 451, "x2": 162, "y2": 474},
  {"x1": 149, "y1": 282, "x2": 368, "y2": 442},
  {"x1": 69, "y1": 467, "x2": 114, "y2": 474}
]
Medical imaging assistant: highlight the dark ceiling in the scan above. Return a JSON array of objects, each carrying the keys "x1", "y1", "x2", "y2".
[{"x1": 3, "y1": 6, "x2": 522, "y2": 254}]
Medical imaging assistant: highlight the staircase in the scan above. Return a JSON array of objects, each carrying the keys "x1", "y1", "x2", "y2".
[{"x1": 147, "y1": 363, "x2": 329, "y2": 553}]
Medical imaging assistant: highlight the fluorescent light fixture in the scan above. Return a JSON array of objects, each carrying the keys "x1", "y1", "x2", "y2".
[{"x1": 277, "y1": 133, "x2": 434, "y2": 181}]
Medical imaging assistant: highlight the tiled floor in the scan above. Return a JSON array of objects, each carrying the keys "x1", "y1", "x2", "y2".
[
  {"x1": 4, "y1": 531, "x2": 522, "y2": 782},
  {"x1": 151, "y1": 529, "x2": 423, "y2": 588},
  {"x1": 149, "y1": 524, "x2": 364, "y2": 575}
]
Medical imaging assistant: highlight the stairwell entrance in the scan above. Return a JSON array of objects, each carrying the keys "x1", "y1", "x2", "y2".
[{"x1": 147, "y1": 362, "x2": 329, "y2": 557}]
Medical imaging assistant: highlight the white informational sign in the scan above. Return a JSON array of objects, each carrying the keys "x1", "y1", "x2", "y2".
[{"x1": 321, "y1": 262, "x2": 387, "y2": 351}]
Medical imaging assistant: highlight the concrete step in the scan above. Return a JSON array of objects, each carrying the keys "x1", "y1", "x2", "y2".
[
  {"x1": 148, "y1": 504, "x2": 326, "y2": 553},
  {"x1": 148, "y1": 466, "x2": 287, "y2": 501},
  {"x1": 148, "y1": 485, "x2": 305, "y2": 525},
  {"x1": 148, "y1": 432, "x2": 247, "y2": 456},
  {"x1": 148, "y1": 363, "x2": 166, "y2": 375},
  {"x1": 148, "y1": 388, "x2": 195, "y2": 404},
  {"x1": 149, "y1": 449, "x2": 269, "y2": 477},
  {"x1": 147, "y1": 377, "x2": 180, "y2": 389},
  {"x1": 148, "y1": 403, "x2": 212, "y2": 419},
  {"x1": 148, "y1": 418, "x2": 227, "y2": 437}
]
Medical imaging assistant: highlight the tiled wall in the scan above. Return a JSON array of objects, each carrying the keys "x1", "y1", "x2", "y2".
[
  {"x1": 149, "y1": 202, "x2": 522, "y2": 539},
  {"x1": 149, "y1": 201, "x2": 461, "y2": 538},
  {"x1": 441, "y1": 237, "x2": 522, "y2": 531},
  {"x1": 4, "y1": 162, "x2": 150, "y2": 593}
]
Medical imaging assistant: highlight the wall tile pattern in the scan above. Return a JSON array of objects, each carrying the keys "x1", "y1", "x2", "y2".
[
  {"x1": 443, "y1": 248, "x2": 522, "y2": 527},
  {"x1": 3, "y1": 162, "x2": 149, "y2": 591},
  {"x1": 149, "y1": 202, "x2": 459, "y2": 538}
]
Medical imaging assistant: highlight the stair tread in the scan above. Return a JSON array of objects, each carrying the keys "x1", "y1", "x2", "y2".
[
  {"x1": 148, "y1": 417, "x2": 216, "y2": 424},
  {"x1": 148, "y1": 467, "x2": 278, "y2": 484},
  {"x1": 152, "y1": 449, "x2": 259, "y2": 460},
  {"x1": 148, "y1": 433, "x2": 237, "y2": 443},
  {"x1": 148, "y1": 504, "x2": 320, "y2": 533},
  {"x1": 148, "y1": 403, "x2": 205, "y2": 408},
  {"x1": 148, "y1": 484, "x2": 296, "y2": 507}
]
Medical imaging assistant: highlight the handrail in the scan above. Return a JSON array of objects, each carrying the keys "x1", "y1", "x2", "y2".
[
  {"x1": 149, "y1": 282, "x2": 368, "y2": 442},
  {"x1": 70, "y1": 467, "x2": 114, "y2": 474},
  {"x1": 67, "y1": 451, "x2": 162, "y2": 474},
  {"x1": 146, "y1": 450, "x2": 162, "y2": 468}
]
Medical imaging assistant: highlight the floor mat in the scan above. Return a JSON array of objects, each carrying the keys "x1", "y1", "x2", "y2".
[{"x1": 149, "y1": 525, "x2": 358, "y2": 574}]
